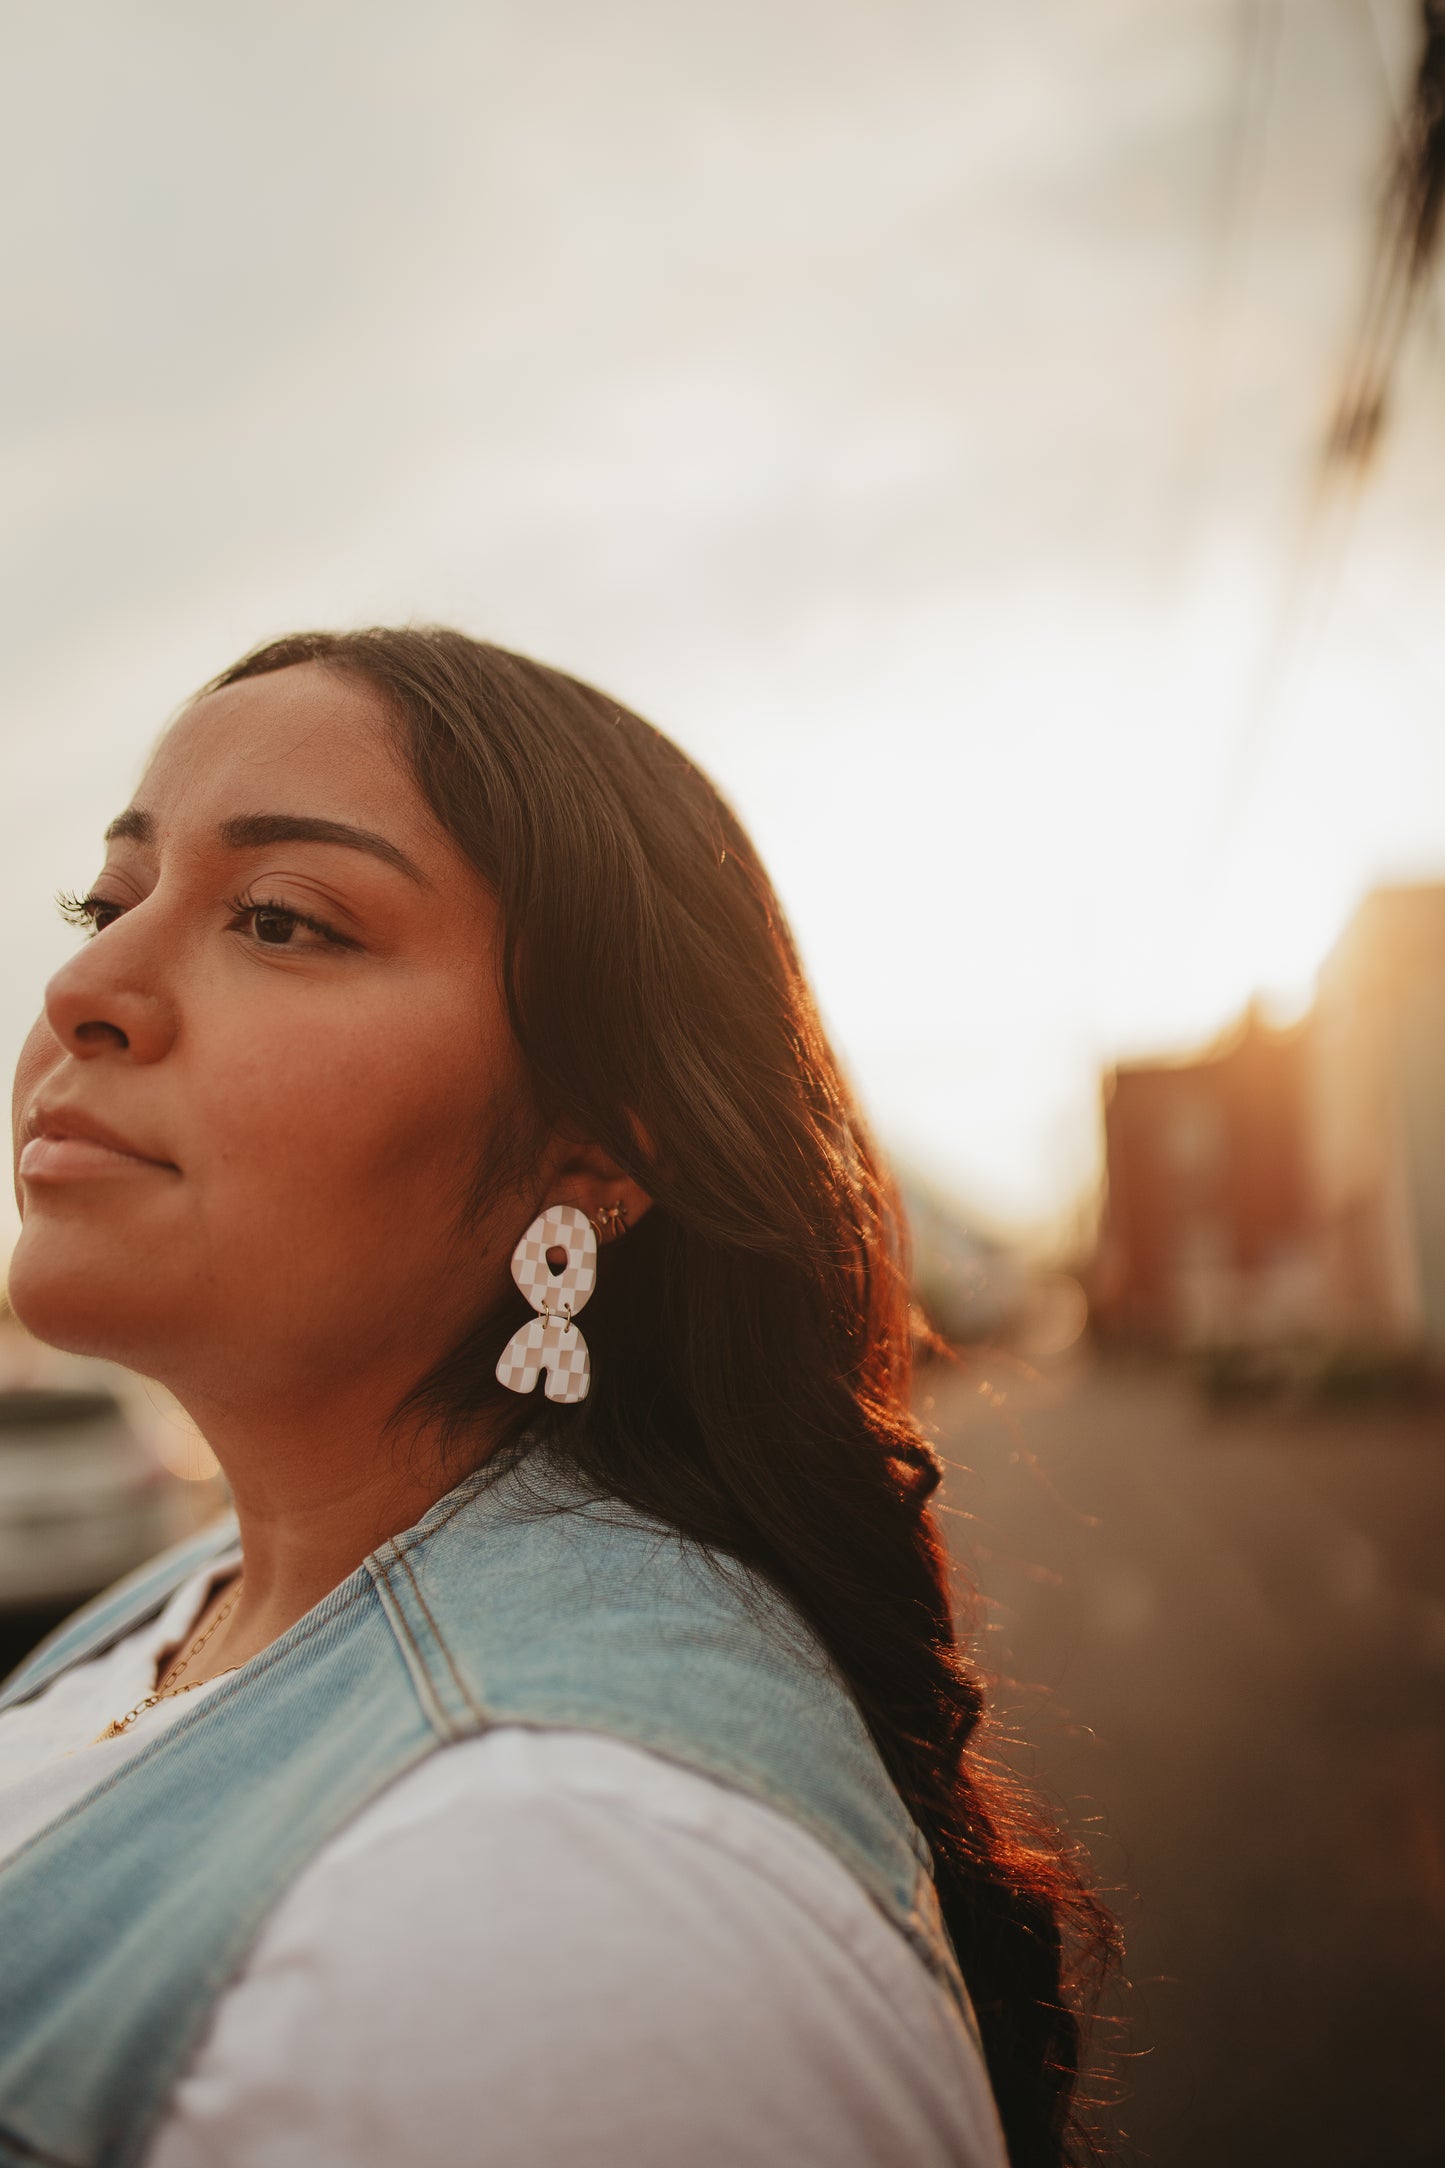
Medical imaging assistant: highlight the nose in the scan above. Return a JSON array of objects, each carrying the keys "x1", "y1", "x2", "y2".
[{"x1": 42, "y1": 922, "x2": 178, "y2": 1065}]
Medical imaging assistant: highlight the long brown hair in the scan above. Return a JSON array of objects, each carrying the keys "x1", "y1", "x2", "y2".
[{"x1": 212, "y1": 626, "x2": 1118, "y2": 2166}]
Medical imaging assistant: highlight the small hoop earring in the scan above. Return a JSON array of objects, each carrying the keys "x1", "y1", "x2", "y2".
[{"x1": 495, "y1": 1204, "x2": 597, "y2": 1404}]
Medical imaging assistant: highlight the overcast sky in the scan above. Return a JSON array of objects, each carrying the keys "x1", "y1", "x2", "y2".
[{"x1": 4, "y1": 0, "x2": 1445, "y2": 1249}]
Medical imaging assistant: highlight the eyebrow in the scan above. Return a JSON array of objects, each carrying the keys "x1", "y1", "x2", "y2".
[{"x1": 103, "y1": 808, "x2": 428, "y2": 886}]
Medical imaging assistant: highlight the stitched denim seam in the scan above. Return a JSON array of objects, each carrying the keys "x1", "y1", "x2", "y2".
[
  {"x1": 394, "y1": 1544, "x2": 485, "y2": 1727},
  {"x1": 371, "y1": 1564, "x2": 461, "y2": 1740},
  {"x1": 384, "y1": 1479, "x2": 490, "y2": 1565}
]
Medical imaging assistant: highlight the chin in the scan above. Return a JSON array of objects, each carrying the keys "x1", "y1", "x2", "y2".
[{"x1": 5, "y1": 1219, "x2": 174, "y2": 1370}]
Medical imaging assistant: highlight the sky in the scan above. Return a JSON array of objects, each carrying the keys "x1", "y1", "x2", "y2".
[{"x1": 4, "y1": 0, "x2": 1445, "y2": 1251}]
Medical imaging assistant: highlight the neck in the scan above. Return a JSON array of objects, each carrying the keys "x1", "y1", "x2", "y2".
[{"x1": 170, "y1": 1372, "x2": 506, "y2": 1682}]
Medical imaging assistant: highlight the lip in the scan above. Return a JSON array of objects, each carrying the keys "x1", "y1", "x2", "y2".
[{"x1": 18, "y1": 1105, "x2": 178, "y2": 1184}]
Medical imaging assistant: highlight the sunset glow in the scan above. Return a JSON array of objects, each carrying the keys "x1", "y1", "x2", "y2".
[{"x1": 3, "y1": 2, "x2": 1444, "y2": 1245}]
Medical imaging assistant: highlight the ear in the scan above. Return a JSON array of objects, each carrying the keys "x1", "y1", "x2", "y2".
[{"x1": 542, "y1": 1137, "x2": 654, "y2": 1247}]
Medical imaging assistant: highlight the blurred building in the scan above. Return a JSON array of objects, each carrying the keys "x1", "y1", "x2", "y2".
[
  {"x1": 1094, "y1": 1006, "x2": 1318, "y2": 1346},
  {"x1": 1095, "y1": 882, "x2": 1445, "y2": 1363},
  {"x1": 1308, "y1": 884, "x2": 1445, "y2": 1359}
]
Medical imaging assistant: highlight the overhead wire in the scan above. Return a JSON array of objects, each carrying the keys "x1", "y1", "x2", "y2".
[{"x1": 1207, "y1": 0, "x2": 1426, "y2": 856}]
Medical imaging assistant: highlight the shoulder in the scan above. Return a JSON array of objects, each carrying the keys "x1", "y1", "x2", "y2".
[
  {"x1": 387, "y1": 1459, "x2": 933, "y2": 1926},
  {"x1": 152, "y1": 1728, "x2": 1006, "y2": 2168}
]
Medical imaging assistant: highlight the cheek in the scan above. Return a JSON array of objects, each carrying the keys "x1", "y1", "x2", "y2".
[{"x1": 197, "y1": 999, "x2": 506, "y2": 1234}]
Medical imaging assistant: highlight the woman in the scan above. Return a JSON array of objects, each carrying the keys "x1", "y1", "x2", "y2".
[{"x1": 0, "y1": 629, "x2": 1112, "y2": 2168}]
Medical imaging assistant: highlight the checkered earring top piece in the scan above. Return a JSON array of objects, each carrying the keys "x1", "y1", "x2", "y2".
[{"x1": 494, "y1": 1203, "x2": 597, "y2": 1404}]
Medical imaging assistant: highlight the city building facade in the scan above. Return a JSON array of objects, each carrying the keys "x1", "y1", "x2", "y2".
[{"x1": 1095, "y1": 883, "x2": 1445, "y2": 1363}]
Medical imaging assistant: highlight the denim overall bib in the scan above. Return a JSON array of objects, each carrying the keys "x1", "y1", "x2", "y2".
[{"x1": 0, "y1": 1442, "x2": 980, "y2": 2168}]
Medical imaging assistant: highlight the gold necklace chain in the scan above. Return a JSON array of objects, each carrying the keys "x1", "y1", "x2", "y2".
[{"x1": 94, "y1": 1576, "x2": 244, "y2": 1744}]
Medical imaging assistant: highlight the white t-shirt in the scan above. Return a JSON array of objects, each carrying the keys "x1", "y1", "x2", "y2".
[{"x1": 0, "y1": 1561, "x2": 1007, "y2": 2168}]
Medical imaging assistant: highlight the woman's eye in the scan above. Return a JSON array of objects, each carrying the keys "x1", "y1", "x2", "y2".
[
  {"x1": 228, "y1": 897, "x2": 354, "y2": 950},
  {"x1": 57, "y1": 890, "x2": 124, "y2": 937},
  {"x1": 252, "y1": 907, "x2": 302, "y2": 946}
]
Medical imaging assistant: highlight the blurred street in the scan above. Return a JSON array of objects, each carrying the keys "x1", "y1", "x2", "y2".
[{"x1": 932, "y1": 1351, "x2": 1445, "y2": 2168}]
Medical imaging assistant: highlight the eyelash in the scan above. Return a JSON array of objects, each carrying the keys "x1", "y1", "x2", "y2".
[
  {"x1": 57, "y1": 890, "x2": 112, "y2": 933},
  {"x1": 56, "y1": 889, "x2": 356, "y2": 950}
]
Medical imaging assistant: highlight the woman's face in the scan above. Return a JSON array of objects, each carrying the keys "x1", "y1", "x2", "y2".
[{"x1": 9, "y1": 663, "x2": 528, "y2": 1406}]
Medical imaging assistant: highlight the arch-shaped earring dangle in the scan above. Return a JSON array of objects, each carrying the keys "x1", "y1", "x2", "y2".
[{"x1": 494, "y1": 1204, "x2": 598, "y2": 1404}]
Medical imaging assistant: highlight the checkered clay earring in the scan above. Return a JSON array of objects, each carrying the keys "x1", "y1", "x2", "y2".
[{"x1": 494, "y1": 1203, "x2": 597, "y2": 1404}]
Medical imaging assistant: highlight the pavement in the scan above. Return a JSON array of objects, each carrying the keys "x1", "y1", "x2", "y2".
[{"x1": 928, "y1": 1349, "x2": 1445, "y2": 2168}]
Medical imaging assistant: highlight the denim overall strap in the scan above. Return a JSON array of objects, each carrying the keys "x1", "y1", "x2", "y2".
[
  {"x1": 0, "y1": 1515, "x2": 241, "y2": 1715},
  {"x1": 0, "y1": 1450, "x2": 966, "y2": 2168},
  {"x1": 0, "y1": 1562, "x2": 446, "y2": 2168}
]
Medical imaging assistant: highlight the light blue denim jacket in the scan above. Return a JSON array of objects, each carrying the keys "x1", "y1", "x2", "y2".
[{"x1": 0, "y1": 1440, "x2": 979, "y2": 2168}]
